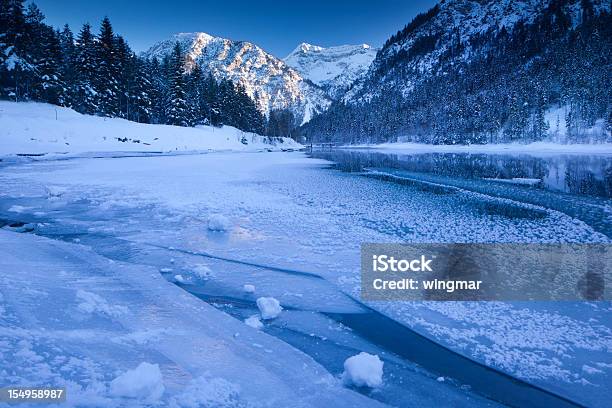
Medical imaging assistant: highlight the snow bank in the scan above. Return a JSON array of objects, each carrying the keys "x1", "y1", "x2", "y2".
[
  {"x1": 207, "y1": 214, "x2": 231, "y2": 232},
  {"x1": 342, "y1": 353, "x2": 384, "y2": 388},
  {"x1": 256, "y1": 297, "x2": 282, "y2": 320},
  {"x1": 109, "y1": 362, "x2": 165, "y2": 402},
  {"x1": 484, "y1": 177, "x2": 542, "y2": 186},
  {"x1": 0, "y1": 101, "x2": 302, "y2": 156}
]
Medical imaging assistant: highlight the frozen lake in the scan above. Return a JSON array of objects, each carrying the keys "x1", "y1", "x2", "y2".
[{"x1": 0, "y1": 149, "x2": 610, "y2": 407}]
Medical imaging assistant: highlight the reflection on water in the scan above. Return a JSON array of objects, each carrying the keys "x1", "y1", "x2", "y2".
[{"x1": 310, "y1": 150, "x2": 612, "y2": 199}]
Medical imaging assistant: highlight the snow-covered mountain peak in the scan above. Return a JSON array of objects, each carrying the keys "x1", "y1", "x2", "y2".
[
  {"x1": 142, "y1": 33, "x2": 331, "y2": 124},
  {"x1": 292, "y1": 42, "x2": 325, "y2": 54},
  {"x1": 284, "y1": 43, "x2": 378, "y2": 99}
]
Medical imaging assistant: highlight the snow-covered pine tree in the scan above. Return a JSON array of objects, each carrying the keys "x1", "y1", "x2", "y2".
[
  {"x1": 73, "y1": 23, "x2": 98, "y2": 114},
  {"x1": 131, "y1": 57, "x2": 153, "y2": 123},
  {"x1": 114, "y1": 35, "x2": 134, "y2": 119},
  {"x1": 147, "y1": 56, "x2": 166, "y2": 124},
  {"x1": 95, "y1": 17, "x2": 120, "y2": 117},
  {"x1": 20, "y1": 2, "x2": 46, "y2": 100},
  {"x1": 0, "y1": 0, "x2": 28, "y2": 99},
  {"x1": 203, "y1": 73, "x2": 221, "y2": 126},
  {"x1": 186, "y1": 62, "x2": 207, "y2": 125},
  {"x1": 59, "y1": 24, "x2": 76, "y2": 107},
  {"x1": 165, "y1": 42, "x2": 190, "y2": 127},
  {"x1": 35, "y1": 25, "x2": 66, "y2": 105}
]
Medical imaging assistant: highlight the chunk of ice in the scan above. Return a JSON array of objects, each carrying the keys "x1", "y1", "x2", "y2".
[
  {"x1": 256, "y1": 297, "x2": 282, "y2": 320},
  {"x1": 342, "y1": 352, "x2": 384, "y2": 388},
  {"x1": 245, "y1": 315, "x2": 263, "y2": 330}
]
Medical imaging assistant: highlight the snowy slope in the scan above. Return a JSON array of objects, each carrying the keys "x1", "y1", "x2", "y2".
[
  {"x1": 0, "y1": 101, "x2": 302, "y2": 156},
  {"x1": 284, "y1": 43, "x2": 378, "y2": 99},
  {"x1": 142, "y1": 33, "x2": 331, "y2": 125}
]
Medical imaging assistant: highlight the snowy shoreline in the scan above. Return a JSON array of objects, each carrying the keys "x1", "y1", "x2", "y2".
[
  {"x1": 344, "y1": 141, "x2": 612, "y2": 155},
  {"x1": 0, "y1": 101, "x2": 302, "y2": 158}
]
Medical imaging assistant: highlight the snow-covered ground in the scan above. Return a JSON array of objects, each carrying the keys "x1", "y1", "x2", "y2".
[{"x1": 0, "y1": 101, "x2": 301, "y2": 157}]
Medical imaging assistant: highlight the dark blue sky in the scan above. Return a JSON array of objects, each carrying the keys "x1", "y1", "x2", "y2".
[{"x1": 34, "y1": 0, "x2": 437, "y2": 57}]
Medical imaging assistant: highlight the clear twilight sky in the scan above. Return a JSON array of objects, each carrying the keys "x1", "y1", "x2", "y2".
[{"x1": 33, "y1": 0, "x2": 438, "y2": 57}]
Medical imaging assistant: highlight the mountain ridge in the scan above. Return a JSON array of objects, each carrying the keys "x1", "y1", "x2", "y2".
[
  {"x1": 142, "y1": 32, "x2": 332, "y2": 125},
  {"x1": 301, "y1": 0, "x2": 611, "y2": 144},
  {"x1": 284, "y1": 42, "x2": 378, "y2": 100}
]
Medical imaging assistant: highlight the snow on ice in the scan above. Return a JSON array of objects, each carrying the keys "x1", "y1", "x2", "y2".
[
  {"x1": 76, "y1": 289, "x2": 128, "y2": 318},
  {"x1": 191, "y1": 263, "x2": 214, "y2": 279},
  {"x1": 168, "y1": 375, "x2": 242, "y2": 408},
  {"x1": 109, "y1": 362, "x2": 165, "y2": 402},
  {"x1": 207, "y1": 214, "x2": 231, "y2": 232},
  {"x1": 243, "y1": 284, "x2": 256, "y2": 294}
]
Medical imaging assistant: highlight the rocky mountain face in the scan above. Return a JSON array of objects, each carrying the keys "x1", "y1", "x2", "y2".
[
  {"x1": 301, "y1": 0, "x2": 611, "y2": 144},
  {"x1": 142, "y1": 32, "x2": 332, "y2": 124},
  {"x1": 283, "y1": 43, "x2": 378, "y2": 100}
]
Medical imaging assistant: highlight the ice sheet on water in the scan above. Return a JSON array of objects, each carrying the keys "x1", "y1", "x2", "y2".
[{"x1": 0, "y1": 150, "x2": 609, "y2": 406}]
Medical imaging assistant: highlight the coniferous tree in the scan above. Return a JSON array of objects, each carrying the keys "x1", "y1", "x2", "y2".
[
  {"x1": 166, "y1": 42, "x2": 190, "y2": 127},
  {"x1": 35, "y1": 25, "x2": 66, "y2": 104},
  {"x1": 147, "y1": 56, "x2": 166, "y2": 124},
  {"x1": 114, "y1": 35, "x2": 133, "y2": 119},
  {"x1": 73, "y1": 23, "x2": 98, "y2": 114},
  {"x1": 186, "y1": 62, "x2": 207, "y2": 125},
  {"x1": 131, "y1": 57, "x2": 153, "y2": 123},
  {"x1": 58, "y1": 24, "x2": 76, "y2": 106},
  {"x1": 203, "y1": 73, "x2": 221, "y2": 126},
  {"x1": 0, "y1": 0, "x2": 28, "y2": 99},
  {"x1": 95, "y1": 17, "x2": 120, "y2": 116}
]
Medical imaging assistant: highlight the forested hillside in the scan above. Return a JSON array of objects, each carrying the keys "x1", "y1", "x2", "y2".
[
  {"x1": 0, "y1": 0, "x2": 266, "y2": 134},
  {"x1": 300, "y1": 0, "x2": 611, "y2": 145}
]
